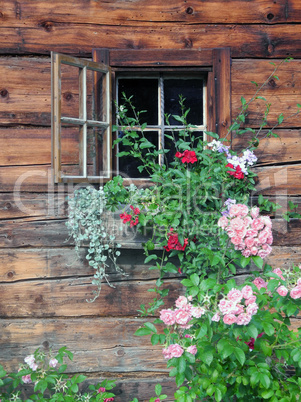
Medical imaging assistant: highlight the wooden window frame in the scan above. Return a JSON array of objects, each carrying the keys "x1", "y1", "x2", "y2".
[
  {"x1": 51, "y1": 52, "x2": 112, "y2": 183},
  {"x1": 93, "y1": 47, "x2": 231, "y2": 185}
]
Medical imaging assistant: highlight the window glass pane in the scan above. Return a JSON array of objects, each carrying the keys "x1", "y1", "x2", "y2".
[
  {"x1": 164, "y1": 79, "x2": 203, "y2": 126},
  {"x1": 118, "y1": 130, "x2": 158, "y2": 178},
  {"x1": 118, "y1": 79, "x2": 158, "y2": 125},
  {"x1": 87, "y1": 126, "x2": 107, "y2": 176},
  {"x1": 61, "y1": 64, "x2": 80, "y2": 119},
  {"x1": 164, "y1": 130, "x2": 203, "y2": 166},
  {"x1": 60, "y1": 125, "x2": 82, "y2": 176}
]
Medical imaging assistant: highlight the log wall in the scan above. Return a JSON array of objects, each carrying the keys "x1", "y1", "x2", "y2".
[{"x1": 1, "y1": 1, "x2": 301, "y2": 400}]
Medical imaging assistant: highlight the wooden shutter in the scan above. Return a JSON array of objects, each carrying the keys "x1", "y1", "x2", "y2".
[{"x1": 51, "y1": 52, "x2": 112, "y2": 183}]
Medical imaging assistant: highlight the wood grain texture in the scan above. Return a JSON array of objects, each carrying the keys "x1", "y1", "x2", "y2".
[
  {"x1": 0, "y1": 277, "x2": 183, "y2": 317},
  {"x1": 2, "y1": 24, "x2": 301, "y2": 58}
]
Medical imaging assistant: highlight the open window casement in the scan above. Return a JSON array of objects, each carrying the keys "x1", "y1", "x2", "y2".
[{"x1": 51, "y1": 52, "x2": 112, "y2": 183}]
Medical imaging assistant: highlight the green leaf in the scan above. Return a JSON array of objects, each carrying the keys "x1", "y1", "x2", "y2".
[
  {"x1": 151, "y1": 334, "x2": 160, "y2": 345},
  {"x1": 234, "y1": 348, "x2": 245, "y2": 365},
  {"x1": 155, "y1": 384, "x2": 162, "y2": 396},
  {"x1": 178, "y1": 356, "x2": 186, "y2": 374},
  {"x1": 260, "y1": 374, "x2": 271, "y2": 389},
  {"x1": 261, "y1": 389, "x2": 274, "y2": 399},
  {"x1": 34, "y1": 379, "x2": 48, "y2": 395},
  {"x1": 247, "y1": 324, "x2": 258, "y2": 339},
  {"x1": 190, "y1": 273, "x2": 200, "y2": 287},
  {"x1": 240, "y1": 256, "x2": 250, "y2": 268},
  {"x1": 252, "y1": 256, "x2": 264, "y2": 269},
  {"x1": 144, "y1": 322, "x2": 157, "y2": 333},
  {"x1": 134, "y1": 327, "x2": 152, "y2": 336},
  {"x1": 145, "y1": 254, "x2": 158, "y2": 263},
  {"x1": 201, "y1": 350, "x2": 213, "y2": 366},
  {"x1": 195, "y1": 324, "x2": 207, "y2": 339},
  {"x1": 262, "y1": 322, "x2": 274, "y2": 336}
]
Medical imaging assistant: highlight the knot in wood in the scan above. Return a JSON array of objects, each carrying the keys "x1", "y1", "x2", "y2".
[
  {"x1": 186, "y1": 7, "x2": 194, "y2": 14},
  {"x1": 268, "y1": 78, "x2": 276, "y2": 88},
  {"x1": 222, "y1": 120, "x2": 227, "y2": 127},
  {"x1": 41, "y1": 21, "x2": 53, "y2": 32},
  {"x1": 63, "y1": 92, "x2": 73, "y2": 101},
  {"x1": 0, "y1": 12, "x2": 4, "y2": 18},
  {"x1": 117, "y1": 348, "x2": 125, "y2": 356},
  {"x1": 267, "y1": 13, "x2": 274, "y2": 21},
  {"x1": 7, "y1": 271, "x2": 14, "y2": 279},
  {"x1": 184, "y1": 38, "x2": 193, "y2": 48},
  {"x1": 0, "y1": 89, "x2": 8, "y2": 97},
  {"x1": 267, "y1": 44, "x2": 274, "y2": 55}
]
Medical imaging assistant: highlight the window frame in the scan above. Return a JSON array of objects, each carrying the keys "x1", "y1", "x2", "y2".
[
  {"x1": 93, "y1": 47, "x2": 231, "y2": 185},
  {"x1": 51, "y1": 52, "x2": 112, "y2": 183}
]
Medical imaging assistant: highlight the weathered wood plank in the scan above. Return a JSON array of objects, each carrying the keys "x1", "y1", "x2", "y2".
[
  {"x1": 0, "y1": 277, "x2": 183, "y2": 317},
  {"x1": 2, "y1": 24, "x2": 301, "y2": 58},
  {"x1": 0, "y1": 216, "x2": 300, "y2": 248},
  {"x1": 0, "y1": 248, "x2": 175, "y2": 282},
  {"x1": 0, "y1": 192, "x2": 67, "y2": 219},
  {"x1": 0, "y1": 318, "x2": 169, "y2": 372},
  {"x1": 233, "y1": 129, "x2": 301, "y2": 166},
  {"x1": 254, "y1": 164, "x2": 301, "y2": 196},
  {"x1": 1, "y1": 0, "x2": 301, "y2": 27}
]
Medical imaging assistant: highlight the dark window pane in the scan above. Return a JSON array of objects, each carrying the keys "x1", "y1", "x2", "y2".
[
  {"x1": 164, "y1": 131, "x2": 203, "y2": 165},
  {"x1": 118, "y1": 131, "x2": 159, "y2": 178},
  {"x1": 118, "y1": 79, "x2": 158, "y2": 125},
  {"x1": 164, "y1": 79, "x2": 203, "y2": 126}
]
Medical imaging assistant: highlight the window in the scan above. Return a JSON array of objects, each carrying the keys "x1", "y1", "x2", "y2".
[{"x1": 51, "y1": 48, "x2": 231, "y2": 183}]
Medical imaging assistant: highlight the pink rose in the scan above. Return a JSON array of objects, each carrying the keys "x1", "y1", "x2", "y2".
[
  {"x1": 250, "y1": 206, "x2": 260, "y2": 219},
  {"x1": 185, "y1": 334, "x2": 193, "y2": 339},
  {"x1": 236, "y1": 313, "x2": 252, "y2": 326},
  {"x1": 266, "y1": 234, "x2": 273, "y2": 245},
  {"x1": 261, "y1": 244, "x2": 272, "y2": 255},
  {"x1": 257, "y1": 249, "x2": 269, "y2": 259},
  {"x1": 252, "y1": 218, "x2": 265, "y2": 231},
  {"x1": 297, "y1": 278, "x2": 301, "y2": 286},
  {"x1": 245, "y1": 295, "x2": 257, "y2": 306},
  {"x1": 235, "y1": 226, "x2": 247, "y2": 239},
  {"x1": 218, "y1": 299, "x2": 236, "y2": 314},
  {"x1": 98, "y1": 387, "x2": 106, "y2": 393},
  {"x1": 273, "y1": 268, "x2": 285, "y2": 281},
  {"x1": 253, "y1": 277, "x2": 267, "y2": 290},
  {"x1": 162, "y1": 348, "x2": 172, "y2": 359},
  {"x1": 246, "y1": 303, "x2": 258, "y2": 316},
  {"x1": 175, "y1": 296, "x2": 188, "y2": 308},
  {"x1": 229, "y1": 204, "x2": 242, "y2": 217},
  {"x1": 258, "y1": 229, "x2": 270, "y2": 244},
  {"x1": 218, "y1": 216, "x2": 229, "y2": 228},
  {"x1": 242, "y1": 249, "x2": 251, "y2": 258},
  {"x1": 231, "y1": 235, "x2": 243, "y2": 246},
  {"x1": 49, "y1": 358, "x2": 58, "y2": 368},
  {"x1": 223, "y1": 314, "x2": 237, "y2": 325},
  {"x1": 160, "y1": 309, "x2": 176, "y2": 325},
  {"x1": 168, "y1": 344, "x2": 184, "y2": 358},
  {"x1": 250, "y1": 246, "x2": 258, "y2": 256},
  {"x1": 260, "y1": 215, "x2": 272, "y2": 228},
  {"x1": 191, "y1": 306, "x2": 205, "y2": 318},
  {"x1": 245, "y1": 237, "x2": 255, "y2": 248},
  {"x1": 230, "y1": 217, "x2": 245, "y2": 231},
  {"x1": 212, "y1": 313, "x2": 220, "y2": 322},
  {"x1": 187, "y1": 345, "x2": 198, "y2": 355},
  {"x1": 234, "y1": 304, "x2": 244, "y2": 315},
  {"x1": 290, "y1": 286, "x2": 301, "y2": 300},
  {"x1": 246, "y1": 228, "x2": 258, "y2": 238},
  {"x1": 277, "y1": 285, "x2": 288, "y2": 297},
  {"x1": 241, "y1": 285, "x2": 253, "y2": 299},
  {"x1": 22, "y1": 374, "x2": 32, "y2": 384},
  {"x1": 175, "y1": 309, "x2": 192, "y2": 325},
  {"x1": 244, "y1": 216, "x2": 253, "y2": 227},
  {"x1": 227, "y1": 288, "x2": 243, "y2": 303},
  {"x1": 237, "y1": 204, "x2": 249, "y2": 217},
  {"x1": 24, "y1": 355, "x2": 35, "y2": 366},
  {"x1": 235, "y1": 242, "x2": 246, "y2": 251}
]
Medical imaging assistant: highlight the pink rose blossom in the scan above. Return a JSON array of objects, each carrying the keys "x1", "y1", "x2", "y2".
[
  {"x1": 290, "y1": 286, "x2": 301, "y2": 300},
  {"x1": 175, "y1": 309, "x2": 192, "y2": 325},
  {"x1": 226, "y1": 227, "x2": 236, "y2": 238},
  {"x1": 212, "y1": 313, "x2": 220, "y2": 322},
  {"x1": 22, "y1": 374, "x2": 32, "y2": 384},
  {"x1": 252, "y1": 218, "x2": 265, "y2": 231},
  {"x1": 258, "y1": 229, "x2": 270, "y2": 244},
  {"x1": 160, "y1": 309, "x2": 176, "y2": 325},
  {"x1": 250, "y1": 246, "x2": 258, "y2": 256},
  {"x1": 253, "y1": 277, "x2": 267, "y2": 290},
  {"x1": 230, "y1": 217, "x2": 245, "y2": 231},
  {"x1": 168, "y1": 344, "x2": 184, "y2": 358},
  {"x1": 277, "y1": 285, "x2": 288, "y2": 297},
  {"x1": 234, "y1": 304, "x2": 244, "y2": 315},
  {"x1": 257, "y1": 250, "x2": 269, "y2": 259},
  {"x1": 185, "y1": 334, "x2": 193, "y2": 339},
  {"x1": 191, "y1": 306, "x2": 205, "y2": 318},
  {"x1": 236, "y1": 313, "x2": 252, "y2": 326},
  {"x1": 246, "y1": 228, "x2": 258, "y2": 238},
  {"x1": 245, "y1": 237, "x2": 255, "y2": 248},
  {"x1": 187, "y1": 345, "x2": 198, "y2": 355},
  {"x1": 175, "y1": 296, "x2": 188, "y2": 308},
  {"x1": 246, "y1": 303, "x2": 258, "y2": 316},
  {"x1": 266, "y1": 234, "x2": 273, "y2": 245},
  {"x1": 235, "y1": 242, "x2": 246, "y2": 251},
  {"x1": 218, "y1": 299, "x2": 236, "y2": 314},
  {"x1": 223, "y1": 314, "x2": 237, "y2": 325},
  {"x1": 244, "y1": 216, "x2": 253, "y2": 227},
  {"x1": 227, "y1": 288, "x2": 243, "y2": 303},
  {"x1": 260, "y1": 215, "x2": 272, "y2": 228},
  {"x1": 245, "y1": 295, "x2": 257, "y2": 306},
  {"x1": 250, "y1": 206, "x2": 260, "y2": 219},
  {"x1": 297, "y1": 278, "x2": 301, "y2": 286},
  {"x1": 242, "y1": 249, "x2": 251, "y2": 258},
  {"x1": 237, "y1": 204, "x2": 249, "y2": 217},
  {"x1": 49, "y1": 358, "x2": 58, "y2": 368},
  {"x1": 24, "y1": 355, "x2": 35, "y2": 366},
  {"x1": 241, "y1": 285, "x2": 253, "y2": 299},
  {"x1": 273, "y1": 268, "x2": 285, "y2": 281},
  {"x1": 98, "y1": 387, "x2": 106, "y2": 393},
  {"x1": 218, "y1": 216, "x2": 228, "y2": 228},
  {"x1": 229, "y1": 204, "x2": 242, "y2": 217},
  {"x1": 231, "y1": 235, "x2": 244, "y2": 246}
]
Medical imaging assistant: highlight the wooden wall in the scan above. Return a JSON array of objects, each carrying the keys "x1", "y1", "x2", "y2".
[{"x1": 1, "y1": 1, "x2": 301, "y2": 400}]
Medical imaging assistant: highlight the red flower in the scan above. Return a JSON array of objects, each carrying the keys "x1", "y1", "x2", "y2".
[
  {"x1": 226, "y1": 163, "x2": 244, "y2": 180},
  {"x1": 120, "y1": 206, "x2": 140, "y2": 227},
  {"x1": 245, "y1": 337, "x2": 255, "y2": 350},
  {"x1": 119, "y1": 212, "x2": 131, "y2": 223},
  {"x1": 175, "y1": 150, "x2": 198, "y2": 164},
  {"x1": 164, "y1": 229, "x2": 188, "y2": 252}
]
